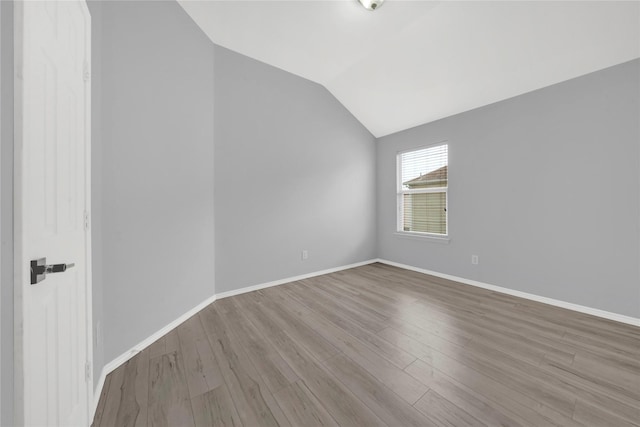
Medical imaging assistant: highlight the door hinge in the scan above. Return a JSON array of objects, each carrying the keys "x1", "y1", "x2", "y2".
[
  {"x1": 85, "y1": 361, "x2": 92, "y2": 382},
  {"x1": 84, "y1": 211, "x2": 90, "y2": 231},
  {"x1": 83, "y1": 61, "x2": 91, "y2": 82}
]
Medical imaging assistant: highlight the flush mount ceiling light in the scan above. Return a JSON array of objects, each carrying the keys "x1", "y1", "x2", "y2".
[{"x1": 358, "y1": 0, "x2": 385, "y2": 11}]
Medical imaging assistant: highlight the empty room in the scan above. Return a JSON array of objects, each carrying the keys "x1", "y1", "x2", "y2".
[{"x1": 1, "y1": 0, "x2": 639, "y2": 426}]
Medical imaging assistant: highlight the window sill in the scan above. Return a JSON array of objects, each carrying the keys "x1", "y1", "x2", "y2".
[{"x1": 393, "y1": 232, "x2": 450, "y2": 244}]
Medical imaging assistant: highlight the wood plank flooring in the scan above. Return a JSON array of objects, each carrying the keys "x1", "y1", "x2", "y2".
[{"x1": 92, "y1": 263, "x2": 640, "y2": 426}]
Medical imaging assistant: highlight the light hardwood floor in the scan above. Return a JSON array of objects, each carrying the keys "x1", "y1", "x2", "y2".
[{"x1": 92, "y1": 263, "x2": 640, "y2": 426}]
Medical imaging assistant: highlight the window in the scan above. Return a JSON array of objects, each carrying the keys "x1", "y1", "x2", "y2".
[{"x1": 398, "y1": 144, "x2": 448, "y2": 236}]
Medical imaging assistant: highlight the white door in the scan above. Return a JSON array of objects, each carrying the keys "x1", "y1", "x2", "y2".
[{"x1": 14, "y1": 1, "x2": 92, "y2": 425}]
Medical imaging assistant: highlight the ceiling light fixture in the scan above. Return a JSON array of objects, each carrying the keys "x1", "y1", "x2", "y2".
[{"x1": 358, "y1": 0, "x2": 385, "y2": 11}]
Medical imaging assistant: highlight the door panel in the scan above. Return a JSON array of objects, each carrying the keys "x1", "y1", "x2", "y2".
[{"x1": 15, "y1": 1, "x2": 91, "y2": 425}]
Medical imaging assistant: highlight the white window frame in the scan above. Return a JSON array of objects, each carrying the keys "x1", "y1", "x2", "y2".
[{"x1": 396, "y1": 143, "x2": 449, "y2": 240}]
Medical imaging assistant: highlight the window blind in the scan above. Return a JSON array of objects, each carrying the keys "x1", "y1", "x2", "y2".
[{"x1": 398, "y1": 144, "x2": 448, "y2": 235}]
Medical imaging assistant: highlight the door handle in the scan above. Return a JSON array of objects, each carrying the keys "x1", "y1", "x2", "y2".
[{"x1": 31, "y1": 257, "x2": 75, "y2": 285}]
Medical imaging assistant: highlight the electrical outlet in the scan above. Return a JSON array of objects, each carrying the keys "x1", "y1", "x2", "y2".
[
  {"x1": 471, "y1": 255, "x2": 479, "y2": 265},
  {"x1": 301, "y1": 250, "x2": 309, "y2": 260}
]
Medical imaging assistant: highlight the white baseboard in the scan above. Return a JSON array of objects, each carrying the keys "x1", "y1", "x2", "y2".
[
  {"x1": 91, "y1": 291, "x2": 218, "y2": 417},
  {"x1": 376, "y1": 258, "x2": 640, "y2": 327},
  {"x1": 91, "y1": 258, "x2": 378, "y2": 420},
  {"x1": 215, "y1": 259, "x2": 378, "y2": 300}
]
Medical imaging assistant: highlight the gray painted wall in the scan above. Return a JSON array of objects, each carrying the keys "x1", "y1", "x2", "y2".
[
  {"x1": 0, "y1": 2, "x2": 13, "y2": 424},
  {"x1": 377, "y1": 59, "x2": 640, "y2": 318},
  {"x1": 99, "y1": 0, "x2": 215, "y2": 362},
  {"x1": 213, "y1": 45, "x2": 377, "y2": 294},
  {"x1": 86, "y1": 0, "x2": 104, "y2": 388}
]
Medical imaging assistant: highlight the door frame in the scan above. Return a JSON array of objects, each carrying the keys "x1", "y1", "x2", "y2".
[{"x1": 12, "y1": 1, "x2": 93, "y2": 424}]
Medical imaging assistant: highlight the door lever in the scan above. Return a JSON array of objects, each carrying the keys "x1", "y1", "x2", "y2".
[{"x1": 31, "y1": 257, "x2": 75, "y2": 285}]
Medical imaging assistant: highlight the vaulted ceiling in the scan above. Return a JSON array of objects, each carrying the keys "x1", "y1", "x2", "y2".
[{"x1": 178, "y1": 0, "x2": 640, "y2": 137}]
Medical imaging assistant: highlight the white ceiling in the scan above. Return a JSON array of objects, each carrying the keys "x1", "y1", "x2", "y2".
[{"x1": 178, "y1": 1, "x2": 640, "y2": 137}]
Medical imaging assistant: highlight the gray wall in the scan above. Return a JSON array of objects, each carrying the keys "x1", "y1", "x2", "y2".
[
  {"x1": 0, "y1": 2, "x2": 13, "y2": 424},
  {"x1": 97, "y1": 0, "x2": 377, "y2": 367},
  {"x1": 99, "y1": 0, "x2": 215, "y2": 362},
  {"x1": 213, "y1": 45, "x2": 377, "y2": 294},
  {"x1": 377, "y1": 59, "x2": 640, "y2": 318},
  {"x1": 87, "y1": 0, "x2": 104, "y2": 388}
]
